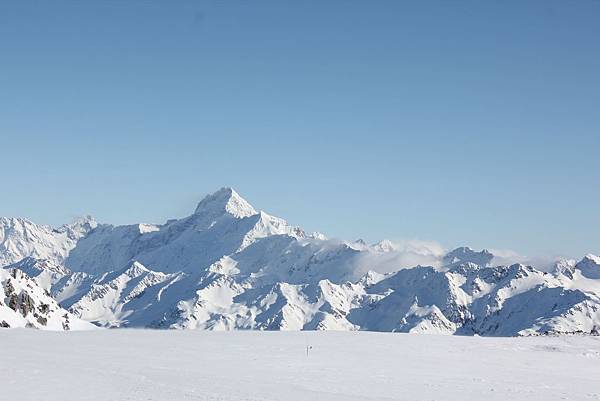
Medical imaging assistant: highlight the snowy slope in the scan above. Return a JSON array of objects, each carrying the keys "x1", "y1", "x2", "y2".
[
  {"x1": 357, "y1": 261, "x2": 600, "y2": 336},
  {"x1": 2, "y1": 329, "x2": 599, "y2": 401},
  {"x1": 64, "y1": 188, "x2": 307, "y2": 275},
  {"x1": 59, "y1": 253, "x2": 600, "y2": 335},
  {"x1": 4, "y1": 257, "x2": 71, "y2": 291},
  {"x1": 2, "y1": 187, "x2": 600, "y2": 335},
  {"x1": 0, "y1": 268, "x2": 95, "y2": 330},
  {"x1": 68, "y1": 262, "x2": 183, "y2": 327},
  {"x1": 0, "y1": 216, "x2": 96, "y2": 267}
]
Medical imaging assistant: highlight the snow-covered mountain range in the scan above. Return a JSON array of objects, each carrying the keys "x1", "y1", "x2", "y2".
[{"x1": 2, "y1": 187, "x2": 599, "y2": 335}]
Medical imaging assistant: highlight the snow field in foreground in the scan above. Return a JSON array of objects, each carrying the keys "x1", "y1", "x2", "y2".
[{"x1": 1, "y1": 330, "x2": 600, "y2": 401}]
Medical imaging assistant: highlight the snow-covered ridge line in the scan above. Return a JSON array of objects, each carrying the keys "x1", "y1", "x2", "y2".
[
  {"x1": 0, "y1": 215, "x2": 97, "y2": 268},
  {"x1": 1, "y1": 187, "x2": 600, "y2": 335}
]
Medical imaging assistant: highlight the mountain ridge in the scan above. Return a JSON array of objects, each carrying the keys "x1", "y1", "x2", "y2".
[{"x1": 1, "y1": 187, "x2": 599, "y2": 335}]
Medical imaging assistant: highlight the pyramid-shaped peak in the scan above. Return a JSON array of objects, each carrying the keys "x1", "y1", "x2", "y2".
[
  {"x1": 194, "y1": 187, "x2": 257, "y2": 219},
  {"x1": 124, "y1": 261, "x2": 151, "y2": 276}
]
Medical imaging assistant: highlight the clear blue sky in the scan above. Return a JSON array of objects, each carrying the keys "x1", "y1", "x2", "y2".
[{"x1": 1, "y1": 1, "x2": 599, "y2": 257}]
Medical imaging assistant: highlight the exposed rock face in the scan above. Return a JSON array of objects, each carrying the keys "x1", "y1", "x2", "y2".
[
  {"x1": 20, "y1": 292, "x2": 35, "y2": 316},
  {"x1": 0, "y1": 268, "x2": 94, "y2": 330},
  {"x1": 8, "y1": 293, "x2": 18, "y2": 311}
]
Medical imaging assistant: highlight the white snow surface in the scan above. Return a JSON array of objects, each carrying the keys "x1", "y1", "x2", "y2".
[{"x1": 1, "y1": 329, "x2": 599, "y2": 401}]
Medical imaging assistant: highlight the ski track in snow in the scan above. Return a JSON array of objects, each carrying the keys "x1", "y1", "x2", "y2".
[{"x1": 2, "y1": 330, "x2": 600, "y2": 401}]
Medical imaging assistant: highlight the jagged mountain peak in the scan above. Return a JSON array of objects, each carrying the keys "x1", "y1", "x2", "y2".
[
  {"x1": 194, "y1": 187, "x2": 257, "y2": 219},
  {"x1": 1, "y1": 217, "x2": 84, "y2": 267},
  {"x1": 553, "y1": 258, "x2": 577, "y2": 279},
  {"x1": 372, "y1": 239, "x2": 397, "y2": 252},
  {"x1": 4, "y1": 257, "x2": 71, "y2": 292},
  {"x1": 347, "y1": 238, "x2": 369, "y2": 251},
  {"x1": 575, "y1": 254, "x2": 600, "y2": 279},
  {"x1": 443, "y1": 246, "x2": 494, "y2": 267},
  {"x1": 0, "y1": 216, "x2": 40, "y2": 230},
  {"x1": 7, "y1": 257, "x2": 71, "y2": 275},
  {"x1": 56, "y1": 215, "x2": 98, "y2": 240},
  {"x1": 580, "y1": 254, "x2": 600, "y2": 265},
  {"x1": 125, "y1": 261, "x2": 150, "y2": 275}
]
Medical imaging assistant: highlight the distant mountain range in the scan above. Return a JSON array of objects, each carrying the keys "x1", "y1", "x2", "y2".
[{"x1": 2, "y1": 187, "x2": 599, "y2": 335}]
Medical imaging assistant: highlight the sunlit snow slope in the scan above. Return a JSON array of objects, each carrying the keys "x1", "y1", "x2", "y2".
[
  {"x1": 2, "y1": 187, "x2": 600, "y2": 335},
  {"x1": 1, "y1": 329, "x2": 599, "y2": 401}
]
